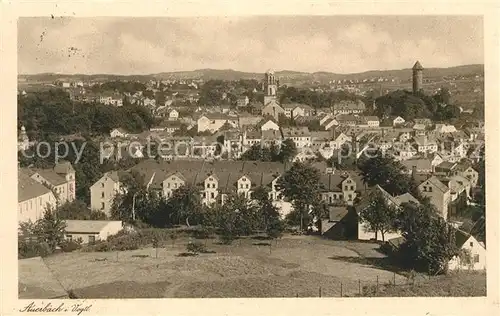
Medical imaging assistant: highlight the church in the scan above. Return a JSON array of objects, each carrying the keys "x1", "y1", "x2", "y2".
[{"x1": 261, "y1": 69, "x2": 285, "y2": 121}]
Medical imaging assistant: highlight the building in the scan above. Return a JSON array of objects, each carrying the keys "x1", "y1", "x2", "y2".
[
  {"x1": 237, "y1": 96, "x2": 250, "y2": 107},
  {"x1": 259, "y1": 118, "x2": 280, "y2": 131},
  {"x1": 18, "y1": 170, "x2": 57, "y2": 223},
  {"x1": 448, "y1": 230, "x2": 486, "y2": 271},
  {"x1": 418, "y1": 176, "x2": 451, "y2": 219},
  {"x1": 356, "y1": 116, "x2": 380, "y2": 128},
  {"x1": 412, "y1": 60, "x2": 424, "y2": 94},
  {"x1": 263, "y1": 69, "x2": 279, "y2": 105},
  {"x1": 64, "y1": 220, "x2": 123, "y2": 244},
  {"x1": 167, "y1": 109, "x2": 179, "y2": 120},
  {"x1": 336, "y1": 115, "x2": 358, "y2": 126},
  {"x1": 358, "y1": 185, "x2": 420, "y2": 241},
  {"x1": 197, "y1": 113, "x2": 238, "y2": 133},
  {"x1": 261, "y1": 100, "x2": 285, "y2": 121},
  {"x1": 412, "y1": 136, "x2": 438, "y2": 153},
  {"x1": 18, "y1": 126, "x2": 33, "y2": 151},
  {"x1": 401, "y1": 158, "x2": 433, "y2": 175},
  {"x1": 238, "y1": 114, "x2": 264, "y2": 129},
  {"x1": 110, "y1": 128, "x2": 129, "y2": 138},
  {"x1": 27, "y1": 161, "x2": 76, "y2": 204},
  {"x1": 392, "y1": 116, "x2": 405, "y2": 126},
  {"x1": 332, "y1": 100, "x2": 366, "y2": 115},
  {"x1": 281, "y1": 127, "x2": 312, "y2": 148},
  {"x1": 89, "y1": 171, "x2": 128, "y2": 216}
]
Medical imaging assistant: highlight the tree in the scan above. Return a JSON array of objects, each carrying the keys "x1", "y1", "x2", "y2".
[
  {"x1": 358, "y1": 151, "x2": 418, "y2": 197},
  {"x1": 359, "y1": 190, "x2": 398, "y2": 241},
  {"x1": 34, "y1": 206, "x2": 67, "y2": 251},
  {"x1": 395, "y1": 202, "x2": 458, "y2": 274},
  {"x1": 277, "y1": 162, "x2": 321, "y2": 231},
  {"x1": 278, "y1": 139, "x2": 297, "y2": 163},
  {"x1": 168, "y1": 184, "x2": 203, "y2": 226},
  {"x1": 57, "y1": 200, "x2": 107, "y2": 220}
]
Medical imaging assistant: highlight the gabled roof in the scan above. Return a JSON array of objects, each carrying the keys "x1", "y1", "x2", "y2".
[
  {"x1": 18, "y1": 170, "x2": 53, "y2": 202},
  {"x1": 31, "y1": 169, "x2": 67, "y2": 186},
  {"x1": 420, "y1": 176, "x2": 450, "y2": 193},
  {"x1": 64, "y1": 220, "x2": 122, "y2": 234}
]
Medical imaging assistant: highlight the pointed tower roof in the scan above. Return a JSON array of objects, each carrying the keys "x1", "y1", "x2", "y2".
[{"x1": 413, "y1": 61, "x2": 424, "y2": 70}]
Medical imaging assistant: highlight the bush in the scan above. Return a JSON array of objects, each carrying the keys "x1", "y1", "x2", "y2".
[
  {"x1": 60, "y1": 240, "x2": 81, "y2": 253},
  {"x1": 18, "y1": 241, "x2": 52, "y2": 259},
  {"x1": 186, "y1": 241, "x2": 207, "y2": 255}
]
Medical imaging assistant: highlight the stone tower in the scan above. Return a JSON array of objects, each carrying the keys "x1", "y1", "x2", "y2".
[
  {"x1": 263, "y1": 69, "x2": 278, "y2": 105},
  {"x1": 412, "y1": 61, "x2": 424, "y2": 94}
]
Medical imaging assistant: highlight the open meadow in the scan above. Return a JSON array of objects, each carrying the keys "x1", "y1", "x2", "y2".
[{"x1": 36, "y1": 235, "x2": 485, "y2": 298}]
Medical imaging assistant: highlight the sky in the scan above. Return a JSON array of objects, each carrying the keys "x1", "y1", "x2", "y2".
[{"x1": 18, "y1": 16, "x2": 484, "y2": 75}]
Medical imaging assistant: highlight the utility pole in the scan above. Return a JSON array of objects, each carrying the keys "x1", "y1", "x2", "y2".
[{"x1": 132, "y1": 192, "x2": 137, "y2": 221}]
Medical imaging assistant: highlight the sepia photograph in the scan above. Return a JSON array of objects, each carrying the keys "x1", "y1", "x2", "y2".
[{"x1": 13, "y1": 13, "x2": 489, "y2": 303}]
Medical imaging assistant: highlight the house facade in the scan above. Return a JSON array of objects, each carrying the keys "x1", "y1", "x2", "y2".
[
  {"x1": 418, "y1": 176, "x2": 451, "y2": 219},
  {"x1": 18, "y1": 170, "x2": 57, "y2": 223}
]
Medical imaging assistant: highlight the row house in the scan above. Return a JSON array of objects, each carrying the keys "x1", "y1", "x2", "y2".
[
  {"x1": 161, "y1": 170, "x2": 282, "y2": 205},
  {"x1": 26, "y1": 161, "x2": 76, "y2": 205},
  {"x1": 281, "y1": 127, "x2": 312, "y2": 148},
  {"x1": 149, "y1": 120, "x2": 184, "y2": 134},
  {"x1": 332, "y1": 100, "x2": 366, "y2": 115},
  {"x1": 356, "y1": 116, "x2": 380, "y2": 128},
  {"x1": 336, "y1": 114, "x2": 358, "y2": 126}
]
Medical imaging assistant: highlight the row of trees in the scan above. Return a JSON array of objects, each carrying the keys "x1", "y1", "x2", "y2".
[
  {"x1": 110, "y1": 172, "x2": 285, "y2": 242},
  {"x1": 372, "y1": 89, "x2": 461, "y2": 122},
  {"x1": 240, "y1": 139, "x2": 298, "y2": 163},
  {"x1": 18, "y1": 89, "x2": 154, "y2": 140}
]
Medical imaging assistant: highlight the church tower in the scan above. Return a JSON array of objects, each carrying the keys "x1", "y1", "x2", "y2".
[
  {"x1": 263, "y1": 69, "x2": 278, "y2": 105},
  {"x1": 412, "y1": 61, "x2": 424, "y2": 94}
]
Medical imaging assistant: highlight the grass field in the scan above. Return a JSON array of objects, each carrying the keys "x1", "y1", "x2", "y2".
[{"x1": 38, "y1": 235, "x2": 485, "y2": 298}]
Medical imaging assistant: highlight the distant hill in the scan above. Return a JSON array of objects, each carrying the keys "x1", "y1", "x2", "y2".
[{"x1": 19, "y1": 64, "x2": 483, "y2": 84}]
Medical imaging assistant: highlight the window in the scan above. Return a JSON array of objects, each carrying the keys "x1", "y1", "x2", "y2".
[
  {"x1": 88, "y1": 235, "x2": 96, "y2": 245},
  {"x1": 350, "y1": 186, "x2": 354, "y2": 190},
  {"x1": 474, "y1": 254, "x2": 480, "y2": 263},
  {"x1": 101, "y1": 202, "x2": 105, "y2": 210},
  {"x1": 174, "y1": 183, "x2": 178, "y2": 189},
  {"x1": 101, "y1": 183, "x2": 105, "y2": 188},
  {"x1": 206, "y1": 183, "x2": 210, "y2": 189},
  {"x1": 246, "y1": 184, "x2": 249, "y2": 189},
  {"x1": 212, "y1": 183, "x2": 216, "y2": 188},
  {"x1": 428, "y1": 187, "x2": 433, "y2": 192},
  {"x1": 348, "y1": 194, "x2": 352, "y2": 200},
  {"x1": 101, "y1": 192, "x2": 105, "y2": 198},
  {"x1": 167, "y1": 183, "x2": 170, "y2": 188},
  {"x1": 470, "y1": 242, "x2": 473, "y2": 247},
  {"x1": 211, "y1": 192, "x2": 215, "y2": 199},
  {"x1": 67, "y1": 235, "x2": 73, "y2": 241}
]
